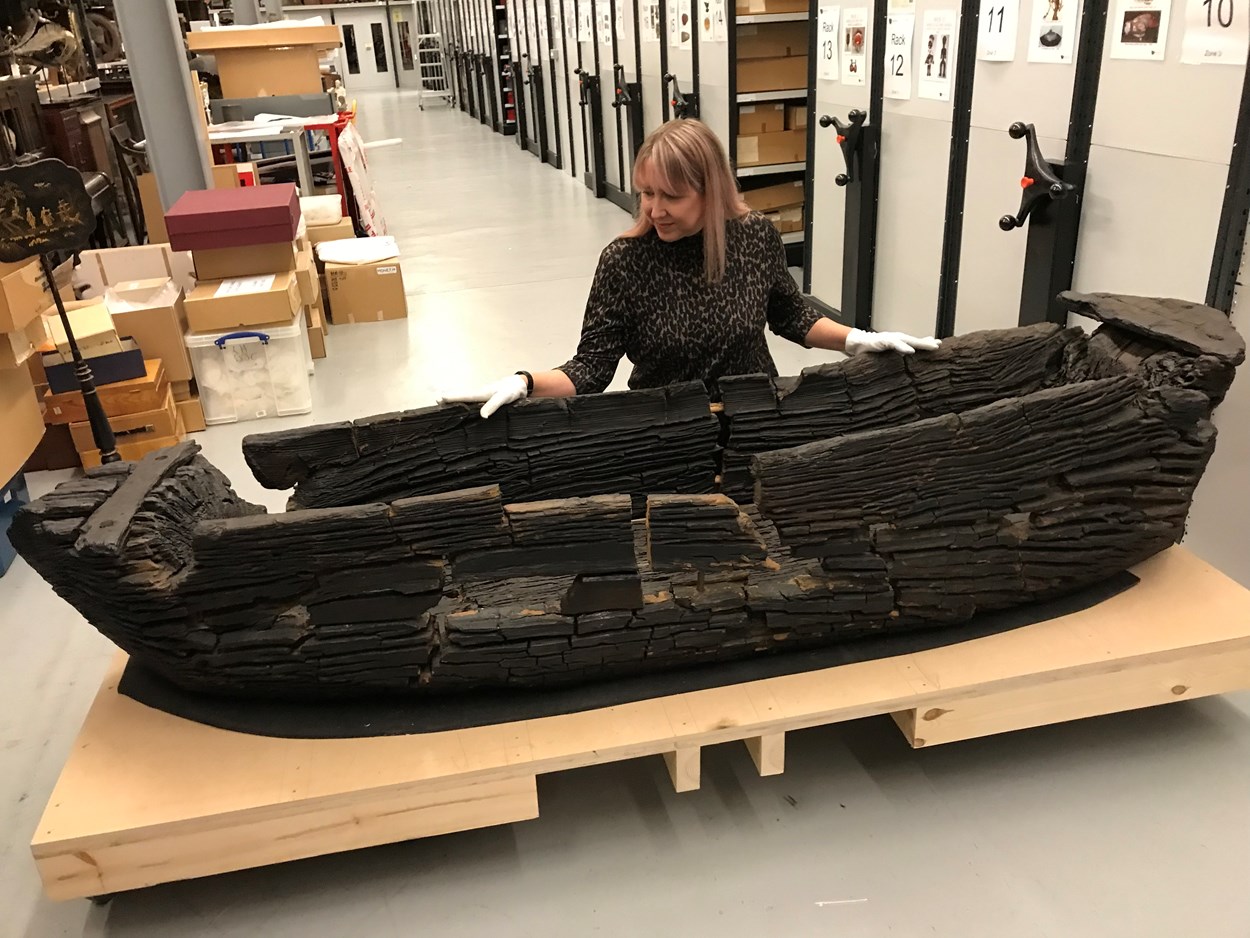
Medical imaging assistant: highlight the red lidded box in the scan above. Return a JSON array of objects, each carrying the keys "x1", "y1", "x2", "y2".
[{"x1": 164, "y1": 184, "x2": 300, "y2": 252}]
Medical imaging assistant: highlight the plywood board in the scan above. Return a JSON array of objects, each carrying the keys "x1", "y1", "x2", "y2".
[{"x1": 31, "y1": 546, "x2": 1250, "y2": 900}]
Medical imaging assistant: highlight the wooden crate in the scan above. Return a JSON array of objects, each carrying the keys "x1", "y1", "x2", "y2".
[
  {"x1": 69, "y1": 389, "x2": 178, "y2": 453},
  {"x1": 43, "y1": 360, "x2": 167, "y2": 425}
]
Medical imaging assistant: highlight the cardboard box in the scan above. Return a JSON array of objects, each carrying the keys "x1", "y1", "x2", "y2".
[
  {"x1": 307, "y1": 304, "x2": 327, "y2": 359},
  {"x1": 211, "y1": 164, "x2": 241, "y2": 189},
  {"x1": 737, "y1": 21, "x2": 809, "y2": 58},
  {"x1": 70, "y1": 388, "x2": 179, "y2": 453},
  {"x1": 736, "y1": 129, "x2": 807, "y2": 167},
  {"x1": 216, "y1": 47, "x2": 326, "y2": 99},
  {"x1": 295, "y1": 248, "x2": 321, "y2": 307},
  {"x1": 787, "y1": 104, "x2": 809, "y2": 130},
  {"x1": 738, "y1": 103, "x2": 787, "y2": 135},
  {"x1": 136, "y1": 172, "x2": 169, "y2": 244},
  {"x1": 736, "y1": 0, "x2": 809, "y2": 13},
  {"x1": 176, "y1": 395, "x2": 207, "y2": 433},
  {"x1": 183, "y1": 271, "x2": 302, "y2": 333},
  {"x1": 44, "y1": 299, "x2": 121, "y2": 358},
  {"x1": 0, "y1": 366, "x2": 45, "y2": 485},
  {"x1": 77, "y1": 245, "x2": 197, "y2": 300},
  {"x1": 43, "y1": 359, "x2": 167, "y2": 425},
  {"x1": 186, "y1": 24, "x2": 343, "y2": 51},
  {"x1": 186, "y1": 24, "x2": 342, "y2": 100},
  {"x1": 324, "y1": 261, "x2": 407, "y2": 324},
  {"x1": 171, "y1": 379, "x2": 195, "y2": 402},
  {"x1": 768, "y1": 205, "x2": 805, "y2": 233},
  {"x1": 165, "y1": 184, "x2": 301, "y2": 253},
  {"x1": 192, "y1": 242, "x2": 299, "y2": 281},
  {"x1": 0, "y1": 258, "x2": 53, "y2": 334},
  {"x1": 0, "y1": 315, "x2": 48, "y2": 371},
  {"x1": 743, "y1": 179, "x2": 806, "y2": 213},
  {"x1": 307, "y1": 218, "x2": 355, "y2": 246},
  {"x1": 104, "y1": 279, "x2": 195, "y2": 383},
  {"x1": 737, "y1": 55, "x2": 810, "y2": 93}
]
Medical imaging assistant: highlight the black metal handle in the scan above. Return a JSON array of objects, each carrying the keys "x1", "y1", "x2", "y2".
[
  {"x1": 664, "y1": 72, "x2": 698, "y2": 119},
  {"x1": 818, "y1": 109, "x2": 866, "y2": 186},
  {"x1": 999, "y1": 122, "x2": 1076, "y2": 232},
  {"x1": 612, "y1": 64, "x2": 631, "y2": 108},
  {"x1": 575, "y1": 69, "x2": 598, "y2": 106}
]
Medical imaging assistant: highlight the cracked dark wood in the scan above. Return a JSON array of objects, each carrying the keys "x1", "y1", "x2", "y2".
[{"x1": 9, "y1": 294, "x2": 1243, "y2": 699}]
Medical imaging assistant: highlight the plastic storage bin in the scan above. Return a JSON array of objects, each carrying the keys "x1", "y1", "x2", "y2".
[{"x1": 184, "y1": 312, "x2": 313, "y2": 425}]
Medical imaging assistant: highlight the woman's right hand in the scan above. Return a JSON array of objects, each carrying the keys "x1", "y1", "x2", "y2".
[{"x1": 437, "y1": 373, "x2": 530, "y2": 419}]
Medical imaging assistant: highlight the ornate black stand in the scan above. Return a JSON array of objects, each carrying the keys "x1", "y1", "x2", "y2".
[{"x1": 0, "y1": 159, "x2": 118, "y2": 463}]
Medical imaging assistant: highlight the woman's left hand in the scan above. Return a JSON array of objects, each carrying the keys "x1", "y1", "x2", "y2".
[{"x1": 845, "y1": 328, "x2": 942, "y2": 355}]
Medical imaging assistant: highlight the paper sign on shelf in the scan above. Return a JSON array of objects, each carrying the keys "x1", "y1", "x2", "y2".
[
  {"x1": 1111, "y1": 0, "x2": 1171, "y2": 58},
  {"x1": 818, "y1": 6, "x2": 842, "y2": 79},
  {"x1": 918, "y1": 9, "x2": 958, "y2": 98},
  {"x1": 700, "y1": 0, "x2": 715, "y2": 41},
  {"x1": 616, "y1": 0, "x2": 625, "y2": 39},
  {"x1": 214, "y1": 275, "x2": 276, "y2": 298},
  {"x1": 599, "y1": 6, "x2": 612, "y2": 40},
  {"x1": 1181, "y1": 0, "x2": 1248, "y2": 63},
  {"x1": 842, "y1": 7, "x2": 869, "y2": 84},
  {"x1": 1027, "y1": 0, "x2": 1080, "y2": 62},
  {"x1": 641, "y1": 0, "x2": 660, "y2": 40},
  {"x1": 679, "y1": 0, "x2": 694, "y2": 48},
  {"x1": 712, "y1": 0, "x2": 728, "y2": 40},
  {"x1": 579, "y1": 7, "x2": 592, "y2": 41},
  {"x1": 885, "y1": 12, "x2": 915, "y2": 98},
  {"x1": 977, "y1": 0, "x2": 1020, "y2": 59}
]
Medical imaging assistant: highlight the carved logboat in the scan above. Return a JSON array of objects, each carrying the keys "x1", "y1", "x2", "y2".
[{"x1": 9, "y1": 293, "x2": 1244, "y2": 700}]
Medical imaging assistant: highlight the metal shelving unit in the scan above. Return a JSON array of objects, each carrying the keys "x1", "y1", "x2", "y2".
[
  {"x1": 737, "y1": 161, "x2": 806, "y2": 177},
  {"x1": 728, "y1": 4, "x2": 813, "y2": 266},
  {"x1": 736, "y1": 89, "x2": 808, "y2": 104},
  {"x1": 736, "y1": 12, "x2": 807, "y2": 23}
]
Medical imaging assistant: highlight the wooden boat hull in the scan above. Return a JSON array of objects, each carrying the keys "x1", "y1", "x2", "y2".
[{"x1": 10, "y1": 293, "x2": 1244, "y2": 701}]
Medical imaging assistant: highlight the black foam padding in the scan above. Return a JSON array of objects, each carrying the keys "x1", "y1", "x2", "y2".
[{"x1": 117, "y1": 571, "x2": 1138, "y2": 740}]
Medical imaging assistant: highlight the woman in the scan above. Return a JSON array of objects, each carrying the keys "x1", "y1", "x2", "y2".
[{"x1": 443, "y1": 119, "x2": 938, "y2": 418}]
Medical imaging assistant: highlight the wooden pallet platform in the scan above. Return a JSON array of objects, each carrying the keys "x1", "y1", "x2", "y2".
[{"x1": 32, "y1": 546, "x2": 1250, "y2": 901}]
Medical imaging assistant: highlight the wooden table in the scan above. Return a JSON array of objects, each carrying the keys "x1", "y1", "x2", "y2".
[{"x1": 30, "y1": 546, "x2": 1250, "y2": 901}]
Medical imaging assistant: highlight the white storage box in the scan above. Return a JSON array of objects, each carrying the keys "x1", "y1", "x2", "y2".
[{"x1": 184, "y1": 312, "x2": 313, "y2": 425}]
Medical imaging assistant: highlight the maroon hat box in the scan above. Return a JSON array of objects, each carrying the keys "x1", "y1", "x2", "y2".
[{"x1": 165, "y1": 184, "x2": 301, "y2": 252}]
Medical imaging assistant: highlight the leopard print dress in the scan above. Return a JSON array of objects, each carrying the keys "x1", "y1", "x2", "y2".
[{"x1": 556, "y1": 211, "x2": 823, "y2": 397}]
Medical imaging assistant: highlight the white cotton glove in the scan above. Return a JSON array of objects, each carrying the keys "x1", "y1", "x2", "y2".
[
  {"x1": 845, "y1": 328, "x2": 942, "y2": 355},
  {"x1": 437, "y1": 373, "x2": 529, "y2": 419}
]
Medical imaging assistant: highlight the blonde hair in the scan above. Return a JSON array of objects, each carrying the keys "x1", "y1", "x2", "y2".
[{"x1": 624, "y1": 119, "x2": 749, "y2": 283}]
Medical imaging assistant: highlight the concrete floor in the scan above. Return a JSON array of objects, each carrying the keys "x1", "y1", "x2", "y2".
[{"x1": 3, "y1": 91, "x2": 1250, "y2": 938}]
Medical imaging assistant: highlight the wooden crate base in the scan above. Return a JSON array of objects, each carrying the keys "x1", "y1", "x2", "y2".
[{"x1": 32, "y1": 547, "x2": 1250, "y2": 900}]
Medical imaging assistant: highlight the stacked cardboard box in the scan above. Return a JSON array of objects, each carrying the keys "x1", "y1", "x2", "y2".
[
  {"x1": 736, "y1": 18, "x2": 809, "y2": 94},
  {"x1": 43, "y1": 358, "x2": 185, "y2": 468},
  {"x1": 0, "y1": 257, "x2": 56, "y2": 350},
  {"x1": 743, "y1": 179, "x2": 806, "y2": 235},
  {"x1": 735, "y1": 13, "x2": 810, "y2": 169},
  {"x1": 185, "y1": 25, "x2": 341, "y2": 99},
  {"x1": 0, "y1": 341, "x2": 46, "y2": 485},
  {"x1": 296, "y1": 243, "x2": 327, "y2": 359},
  {"x1": 167, "y1": 184, "x2": 305, "y2": 335}
]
